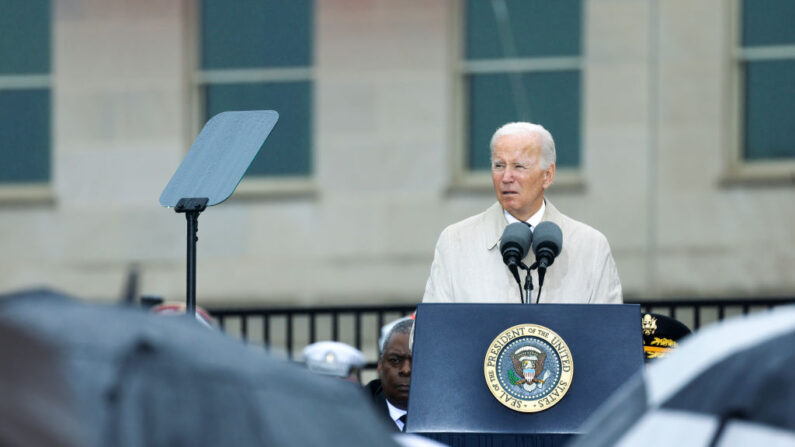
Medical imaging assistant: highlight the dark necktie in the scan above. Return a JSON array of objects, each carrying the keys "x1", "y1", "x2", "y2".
[
  {"x1": 522, "y1": 221, "x2": 533, "y2": 231},
  {"x1": 398, "y1": 414, "x2": 407, "y2": 432}
]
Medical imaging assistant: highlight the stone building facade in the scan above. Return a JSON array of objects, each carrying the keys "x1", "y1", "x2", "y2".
[{"x1": 1, "y1": 0, "x2": 792, "y2": 306}]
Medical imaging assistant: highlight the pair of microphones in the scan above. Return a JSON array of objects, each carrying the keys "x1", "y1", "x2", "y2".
[{"x1": 500, "y1": 221, "x2": 562, "y2": 303}]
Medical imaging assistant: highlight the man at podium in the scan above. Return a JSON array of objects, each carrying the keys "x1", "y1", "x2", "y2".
[{"x1": 422, "y1": 122, "x2": 622, "y2": 304}]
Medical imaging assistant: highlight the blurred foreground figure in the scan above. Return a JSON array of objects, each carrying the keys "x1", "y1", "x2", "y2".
[
  {"x1": 366, "y1": 318, "x2": 414, "y2": 432},
  {"x1": 0, "y1": 288, "x2": 399, "y2": 447},
  {"x1": 392, "y1": 433, "x2": 448, "y2": 447},
  {"x1": 642, "y1": 312, "x2": 692, "y2": 362},
  {"x1": 150, "y1": 301, "x2": 217, "y2": 329},
  {"x1": 0, "y1": 314, "x2": 86, "y2": 447},
  {"x1": 571, "y1": 305, "x2": 795, "y2": 447},
  {"x1": 302, "y1": 341, "x2": 366, "y2": 383}
]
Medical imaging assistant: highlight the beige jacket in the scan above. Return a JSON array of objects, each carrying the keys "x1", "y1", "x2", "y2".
[{"x1": 422, "y1": 201, "x2": 622, "y2": 304}]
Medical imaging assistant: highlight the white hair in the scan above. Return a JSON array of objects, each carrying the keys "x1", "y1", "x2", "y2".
[
  {"x1": 379, "y1": 317, "x2": 414, "y2": 357},
  {"x1": 489, "y1": 122, "x2": 556, "y2": 169}
]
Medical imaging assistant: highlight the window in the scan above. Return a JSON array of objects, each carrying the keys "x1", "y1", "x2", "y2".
[
  {"x1": 460, "y1": 0, "x2": 582, "y2": 177},
  {"x1": 0, "y1": 0, "x2": 51, "y2": 185},
  {"x1": 197, "y1": 1, "x2": 313, "y2": 179},
  {"x1": 733, "y1": 0, "x2": 795, "y2": 178}
]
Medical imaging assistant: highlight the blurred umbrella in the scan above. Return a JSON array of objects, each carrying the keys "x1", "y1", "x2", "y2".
[
  {"x1": 0, "y1": 312, "x2": 86, "y2": 447},
  {"x1": 0, "y1": 289, "x2": 398, "y2": 447},
  {"x1": 570, "y1": 305, "x2": 795, "y2": 447}
]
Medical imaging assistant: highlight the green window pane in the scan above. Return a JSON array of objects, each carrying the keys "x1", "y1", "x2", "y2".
[
  {"x1": 742, "y1": 0, "x2": 795, "y2": 47},
  {"x1": 201, "y1": 0, "x2": 313, "y2": 69},
  {"x1": 744, "y1": 60, "x2": 795, "y2": 161},
  {"x1": 0, "y1": 89, "x2": 51, "y2": 182},
  {"x1": 0, "y1": 0, "x2": 51, "y2": 75},
  {"x1": 467, "y1": 71, "x2": 580, "y2": 170},
  {"x1": 466, "y1": 0, "x2": 581, "y2": 59},
  {"x1": 205, "y1": 81, "x2": 312, "y2": 176}
]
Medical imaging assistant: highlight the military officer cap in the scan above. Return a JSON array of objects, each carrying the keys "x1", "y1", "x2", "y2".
[
  {"x1": 642, "y1": 313, "x2": 692, "y2": 362},
  {"x1": 302, "y1": 341, "x2": 366, "y2": 378}
]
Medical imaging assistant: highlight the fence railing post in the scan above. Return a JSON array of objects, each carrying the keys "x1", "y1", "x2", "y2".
[{"x1": 205, "y1": 298, "x2": 794, "y2": 375}]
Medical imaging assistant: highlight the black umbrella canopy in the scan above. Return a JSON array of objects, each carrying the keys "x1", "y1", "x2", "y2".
[
  {"x1": 0, "y1": 311, "x2": 87, "y2": 447},
  {"x1": 0, "y1": 289, "x2": 398, "y2": 447},
  {"x1": 570, "y1": 305, "x2": 795, "y2": 447}
]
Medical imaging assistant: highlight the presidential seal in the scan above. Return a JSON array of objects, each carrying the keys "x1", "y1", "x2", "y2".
[{"x1": 484, "y1": 324, "x2": 573, "y2": 413}]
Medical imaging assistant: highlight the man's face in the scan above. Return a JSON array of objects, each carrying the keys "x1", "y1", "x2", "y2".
[
  {"x1": 377, "y1": 332, "x2": 412, "y2": 410},
  {"x1": 491, "y1": 133, "x2": 555, "y2": 221}
]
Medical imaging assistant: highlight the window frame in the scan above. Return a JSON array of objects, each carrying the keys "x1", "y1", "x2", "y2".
[
  {"x1": 450, "y1": 0, "x2": 585, "y2": 192},
  {"x1": 725, "y1": 0, "x2": 795, "y2": 183},
  {"x1": 0, "y1": 1, "x2": 53, "y2": 204},
  {"x1": 192, "y1": 1, "x2": 316, "y2": 198}
]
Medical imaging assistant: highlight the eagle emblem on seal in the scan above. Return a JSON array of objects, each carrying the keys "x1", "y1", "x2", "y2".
[
  {"x1": 509, "y1": 346, "x2": 549, "y2": 392},
  {"x1": 485, "y1": 324, "x2": 574, "y2": 413}
]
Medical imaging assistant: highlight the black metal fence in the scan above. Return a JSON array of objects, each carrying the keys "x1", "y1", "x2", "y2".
[
  {"x1": 636, "y1": 297, "x2": 792, "y2": 330},
  {"x1": 209, "y1": 304, "x2": 415, "y2": 359},
  {"x1": 207, "y1": 297, "x2": 794, "y2": 378}
]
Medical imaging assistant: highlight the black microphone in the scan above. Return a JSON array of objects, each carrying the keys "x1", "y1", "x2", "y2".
[
  {"x1": 532, "y1": 222, "x2": 562, "y2": 269},
  {"x1": 531, "y1": 221, "x2": 562, "y2": 303},
  {"x1": 500, "y1": 222, "x2": 533, "y2": 289}
]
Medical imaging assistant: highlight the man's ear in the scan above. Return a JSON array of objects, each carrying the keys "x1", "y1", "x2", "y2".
[
  {"x1": 376, "y1": 358, "x2": 383, "y2": 375},
  {"x1": 542, "y1": 163, "x2": 556, "y2": 189}
]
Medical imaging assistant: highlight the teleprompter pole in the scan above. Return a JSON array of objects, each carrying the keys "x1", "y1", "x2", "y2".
[{"x1": 175, "y1": 198, "x2": 208, "y2": 316}]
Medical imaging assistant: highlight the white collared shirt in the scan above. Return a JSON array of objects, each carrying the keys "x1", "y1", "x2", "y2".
[
  {"x1": 503, "y1": 200, "x2": 546, "y2": 229},
  {"x1": 385, "y1": 399, "x2": 407, "y2": 431}
]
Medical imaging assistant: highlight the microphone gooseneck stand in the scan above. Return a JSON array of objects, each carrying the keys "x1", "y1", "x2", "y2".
[
  {"x1": 534, "y1": 263, "x2": 545, "y2": 304},
  {"x1": 515, "y1": 261, "x2": 546, "y2": 304},
  {"x1": 508, "y1": 262, "x2": 522, "y2": 298},
  {"x1": 513, "y1": 261, "x2": 536, "y2": 304},
  {"x1": 524, "y1": 262, "x2": 545, "y2": 304},
  {"x1": 522, "y1": 262, "x2": 533, "y2": 304}
]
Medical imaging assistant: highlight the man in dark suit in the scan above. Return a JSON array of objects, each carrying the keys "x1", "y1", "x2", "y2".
[{"x1": 364, "y1": 318, "x2": 413, "y2": 432}]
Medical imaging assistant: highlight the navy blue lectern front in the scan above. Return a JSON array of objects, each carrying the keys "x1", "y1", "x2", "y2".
[{"x1": 407, "y1": 303, "x2": 643, "y2": 446}]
